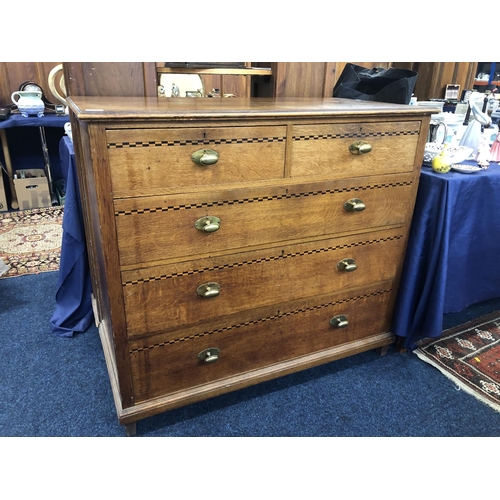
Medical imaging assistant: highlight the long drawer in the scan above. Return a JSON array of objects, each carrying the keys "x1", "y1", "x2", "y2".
[
  {"x1": 290, "y1": 121, "x2": 421, "y2": 178},
  {"x1": 122, "y1": 227, "x2": 405, "y2": 338},
  {"x1": 114, "y1": 175, "x2": 415, "y2": 267},
  {"x1": 128, "y1": 282, "x2": 394, "y2": 403},
  {"x1": 106, "y1": 126, "x2": 287, "y2": 198}
]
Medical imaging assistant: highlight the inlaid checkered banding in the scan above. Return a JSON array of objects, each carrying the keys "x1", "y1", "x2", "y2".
[
  {"x1": 292, "y1": 130, "x2": 418, "y2": 141},
  {"x1": 115, "y1": 181, "x2": 412, "y2": 217},
  {"x1": 129, "y1": 288, "x2": 392, "y2": 354},
  {"x1": 108, "y1": 136, "x2": 286, "y2": 149},
  {"x1": 123, "y1": 235, "x2": 403, "y2": 286}
]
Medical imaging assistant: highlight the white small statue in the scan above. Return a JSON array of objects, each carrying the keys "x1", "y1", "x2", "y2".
[
  {"x1": 475, "y1": 133, "x2": 490, "y2": 167},
  {"x1": 171, "y1": 83, "x2": 180, "y2": 97}
]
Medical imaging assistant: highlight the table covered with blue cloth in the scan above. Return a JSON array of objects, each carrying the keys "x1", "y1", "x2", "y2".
[
  {"x1": 49, "y1": 136, "x2": 94, "y2": 337},
  {"x1": 0, "y1": 113, "x2": 69, "y2": 129},
  {"x1": 392, "y1": 163, "x2": 500, "y2": 349}
]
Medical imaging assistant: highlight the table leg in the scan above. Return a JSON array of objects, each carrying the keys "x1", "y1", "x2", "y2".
[{"x1": 0, "y1": 129, "x2": 19, "y2": 209}]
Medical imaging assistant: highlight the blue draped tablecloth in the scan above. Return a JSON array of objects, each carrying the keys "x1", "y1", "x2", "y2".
[
  {"x1": 49, "y1": 136, "x2": 94, "y2": 337},
  {"x1": 392, "y1": 163, "x2": 500, "y2": 349},
  {"x1": 0, "y1": 114, "x2": 69, "y2": 129}
]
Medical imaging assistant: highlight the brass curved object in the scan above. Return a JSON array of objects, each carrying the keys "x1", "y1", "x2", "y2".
[
  {"x1": 194, "y1": 216, "x2": 221, "y2": 233},
  {"x1": 330, "y1": 315, "x2": 349, "y2": 328},
  {"x1": 343, "y1": 198, "x2": 366, "y2": 212},
  {"x1": 198, "y1": 347, "x2": 220, "y2": 364},
  {"x1": 191, "y1": 149, "x2": 219, "y2": 166},
  {"x1": 337, "y1": 258, "x2": 357, "y2": 272},
  {"x1": 349, "y1": 141, "x2": 372, "y2": 155},
  {"x1": 196, "y1": 282, "x2": 221, "y2": 298}
]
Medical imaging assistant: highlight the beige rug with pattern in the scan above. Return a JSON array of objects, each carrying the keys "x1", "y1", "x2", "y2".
[{"x1": 0, "y1": 206, "x2": 63, "y2": 278}]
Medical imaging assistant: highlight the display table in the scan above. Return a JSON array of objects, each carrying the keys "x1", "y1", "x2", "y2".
[
  {"x1": 0, "y1": 114, "x2": 69, "y2": 209},
  {"x1": 49, "y1": 136, "x2": 94, "y2": 337},
  {"x1": 392, "y1": 164, "x2": 500, "y2": 349}
]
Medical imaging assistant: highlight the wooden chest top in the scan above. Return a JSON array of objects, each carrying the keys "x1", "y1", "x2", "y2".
[{"x1": 66, "y1": 96, "x2": 437, "y2": 122}]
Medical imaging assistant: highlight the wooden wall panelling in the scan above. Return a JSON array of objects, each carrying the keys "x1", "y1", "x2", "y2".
[
  {"x1": 0, "y1": 63, "x2": 10, "y2": 107},
  {"x1": 397, "y1": 62, "x2": 478, "y2": 101},
  {"x1": 220, "y1": 74, "x2": 249, "y2": 97},
  {"x1": 3, "y1": 62, "x2": 478, "y2": 102},
  {"x1": 252, "y1": 62, "x2": 392, "y2": 98},
  {"x1": 63, "y1": 62, "x2": 158, "y2": 97},
  {"x1": 0, "y1": 62, "x2": 63, "y2": 107}
]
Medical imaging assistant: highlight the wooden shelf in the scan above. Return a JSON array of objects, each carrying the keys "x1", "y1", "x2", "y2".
[
  {"x1": 158, "y1": 66, "x2": 272, "y2": 76},
  {"x1": 474, "y1": 80, "x2": 500, "y2": 86}
]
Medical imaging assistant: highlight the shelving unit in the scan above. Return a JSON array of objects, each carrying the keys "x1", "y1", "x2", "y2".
[
  {"x1": 157, "y1": 66, "x2": 272, "y2": 76},
  {"x1": 474, "y1": 62, "x2": 499, "y2": 88},
  {"x1": 156, "y1": 63, "x2": 272, "y2": 98}
]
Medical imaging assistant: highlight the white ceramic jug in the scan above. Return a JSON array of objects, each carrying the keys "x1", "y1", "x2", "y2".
[{"x1": 11, "y1": 90, "x2": 45, "y2": 117}]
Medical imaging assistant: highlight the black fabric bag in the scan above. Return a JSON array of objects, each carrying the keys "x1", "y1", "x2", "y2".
[{"x1": 332, "y1": 63, "x2": 418, "y2": 105}]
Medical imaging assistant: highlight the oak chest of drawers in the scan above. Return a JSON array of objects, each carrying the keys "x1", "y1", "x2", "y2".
[{"x1": 66, "y1": 96, "x2": 433, "y2": 435}]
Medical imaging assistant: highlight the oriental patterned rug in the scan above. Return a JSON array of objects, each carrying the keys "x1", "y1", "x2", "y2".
[
  {"x1": 414, "y1": 311, "x2": 500, "y2": 413},
  {"x1": 0, "y1": 206, "x2": 63, "y2": 278}
]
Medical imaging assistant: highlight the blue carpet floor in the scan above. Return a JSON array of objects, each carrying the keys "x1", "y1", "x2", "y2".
[
  {"x1": 2, "y1": 271, "x2": 500, "y2": 438},
  {"x1": 2, "y1": 270, "x2": 499, "y2": 498}
]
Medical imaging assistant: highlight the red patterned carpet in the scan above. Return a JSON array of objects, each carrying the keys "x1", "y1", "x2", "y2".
[
  {"x1": 0, "y1": 206, "x2": 63, "y2": 278},
  {"x1": 415, "y1": 311, "x2": 500, "y2": 413}
]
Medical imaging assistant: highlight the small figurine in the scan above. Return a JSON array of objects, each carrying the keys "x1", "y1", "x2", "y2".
[
  {"x1": 490, "y1": 131, "x2": 500, "y2": 162},
  {"x1": 476, "y1": 133, "x2": 491, "y2": 167},
  {"x1": 171, "y1": 83, "x2": 180, "y2": 97}
]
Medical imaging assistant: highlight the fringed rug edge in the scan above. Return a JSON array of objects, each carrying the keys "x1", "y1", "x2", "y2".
[{"x1": 414, "y1": 349, "x2": 500, "y2": 413}]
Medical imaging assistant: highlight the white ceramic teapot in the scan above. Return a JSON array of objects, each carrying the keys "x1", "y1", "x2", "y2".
[{"x1": 11, "y1": 90, "x2": 45, "y2": 117}]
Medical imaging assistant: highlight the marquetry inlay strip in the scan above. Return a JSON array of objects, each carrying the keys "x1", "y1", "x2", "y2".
[
  {"x1": 115, "y1": 181, "x2": 412, "y2": 217},
  {"x1": 292, "y1": 130, "x2": 419, "y2": 141},
  {"x1": 108, "y1": 136, "x2": 286, "y2": 149},
  {"x1": 129, "y1": 288, "x2": 392, "y2": 354},
  {"x1": 122, "y1": 235, "x2": 403, "y2": 286}
]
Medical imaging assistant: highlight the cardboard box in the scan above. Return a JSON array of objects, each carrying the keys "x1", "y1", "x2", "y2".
[
  {"x1": 0, "y1": 171, "x2": 8, "y2": 212},
  {"x1": 14, "y1": 169, "x2": 51, "y2": 209}
]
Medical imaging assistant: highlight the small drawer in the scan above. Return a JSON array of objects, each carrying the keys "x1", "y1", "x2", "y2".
[
  {"x1": 128, "y1": 283, "x2": 394, "y2": 403},
  {"x1": 290, "y1": 121, "x2": 421, "y2": 179},
  {"x1": 106, "y1": 126, "x2": 287, "y2": 197},
  {"x1": 122, "y1": 228, "x2": 405, "y2": 337},
  {"x1": 114, "y1": 175, "x2": 415, "y2": 267}
]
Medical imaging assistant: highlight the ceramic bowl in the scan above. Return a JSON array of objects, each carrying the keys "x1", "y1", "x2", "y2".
[{"x1": 423, "y1": 144, "x2": 473, "y2": 166}]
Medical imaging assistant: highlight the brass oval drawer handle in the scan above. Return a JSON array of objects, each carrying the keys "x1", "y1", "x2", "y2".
[
  {"x1": 198, "y1": 347, "x2": 220, "y2": 364},
  {"x1": 349, "y1": 141, "x2": 372, "y2": 155},
  {"x1": 330, "y1": 315, "x2": 349, "y2": 328},
  {"x1": 337, "y1": 258, "x2": 357, "y2": 272},
  {"x1": 343, "y1": 198, "x2": 366, "y2": 212},
  {"x1": 195, "y1": 216, "x2": 221, "y2": 233},
  {"x1": 191, "y1": 149, "x2": 219, "y2": 166},
  {"x1": 196, "y1": 282, "x2": 221, "y2": 298}
]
